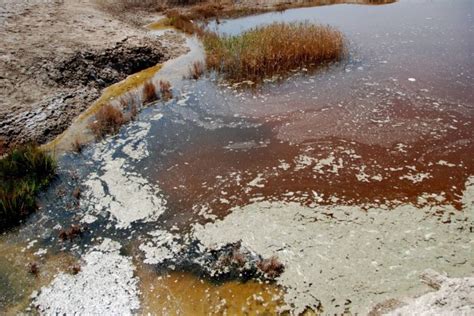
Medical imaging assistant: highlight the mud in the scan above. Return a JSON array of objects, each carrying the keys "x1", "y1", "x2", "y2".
[
  {"x1": 0, "y1": 0, "x2": 183, "y2": 149},
  {"x1": 50, "y1": 37, "x2": 166, "y2": 89}
]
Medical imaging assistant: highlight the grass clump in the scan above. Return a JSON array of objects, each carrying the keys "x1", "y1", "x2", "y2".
[
  {"x1": 159, "y1": 80, "x2": 173, "y2": 101},
  {"x1": 0, "y1": 145, "x2": 56, "y2": 232},
  {"x1": 88, "y1": 104, "x2": 127, "y2": 139},
  {"x1": 203, "y1": 22, "x2": 346, "y2": 82},
  {"x1": 142, "y1": 80, "x2": 158, "y2": 104},
  {"x1": 189, "y1": 61, "x2": 205, "y2": 79}
]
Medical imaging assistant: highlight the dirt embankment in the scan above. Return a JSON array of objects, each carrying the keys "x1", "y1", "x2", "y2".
[{"x1": 0, "y1": 0, "x2": 184, "y2": 150}]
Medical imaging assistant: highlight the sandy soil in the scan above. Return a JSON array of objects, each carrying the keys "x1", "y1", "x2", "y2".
[{"x1": 0, "y1": 0, "x2": 185, "y2": 149}]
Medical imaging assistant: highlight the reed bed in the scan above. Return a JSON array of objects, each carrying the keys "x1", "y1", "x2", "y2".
[{"x1": 203, "y1": 22, "x2": 346, "y2": 82}]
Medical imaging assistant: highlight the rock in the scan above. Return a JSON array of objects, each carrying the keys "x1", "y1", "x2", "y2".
[{"x1": 385, "y1": 270, "x2": 474, "y2": 315}]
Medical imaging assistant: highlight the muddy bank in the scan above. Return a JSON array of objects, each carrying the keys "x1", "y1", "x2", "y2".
[{"x1": 0, "y1": 0, "x2": 184, "y2": 149}]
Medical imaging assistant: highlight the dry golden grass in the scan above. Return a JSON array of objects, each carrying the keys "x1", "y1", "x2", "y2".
[
  {"x1": 165, "y1": 10, "x2": 202, "y2": 34},
  {"x1": 203, "y1": 22, "x2": 346, "y2": 82},
  {"x1": 88, "y1": 104, "x2": 127, "y2": 139},
  {"x1": 190, "y1": 3, "x2": 223, "y2": 19}
]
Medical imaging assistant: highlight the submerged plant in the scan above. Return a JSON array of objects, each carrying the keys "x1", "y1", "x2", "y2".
[
  {"x1": 0, "y1": 145, "x2": 56, "y2": 232},
  {"x1": 202, "y1": 22, "x2": 346, "y2": 82}
]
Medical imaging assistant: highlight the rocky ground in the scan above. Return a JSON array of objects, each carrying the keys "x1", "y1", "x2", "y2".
[{"x1": 0, "y1": 0, "x2": 186, "y2": 150}]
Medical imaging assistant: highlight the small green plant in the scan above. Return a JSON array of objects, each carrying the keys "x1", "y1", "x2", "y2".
[{"x1": 0, "y1": 145, "x2": 56, "y2": 232}]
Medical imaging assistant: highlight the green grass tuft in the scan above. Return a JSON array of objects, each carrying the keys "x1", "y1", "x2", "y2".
[{"x1": 0, "y1": 145, "x2": 56, "y2": 232}]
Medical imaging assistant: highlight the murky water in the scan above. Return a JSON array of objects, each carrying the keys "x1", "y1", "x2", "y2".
[{"x1": 1, "y1": 0, "x2": 473, "y2": 314}]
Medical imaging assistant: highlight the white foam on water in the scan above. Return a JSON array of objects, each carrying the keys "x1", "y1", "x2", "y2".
[
  {"x1": 81, "y1": 121, "x2": 167, "y2": 229},
  {"x1": 32, "y1": 239, "x2": 140, "y2": 315},
  {"x1": 192, "y1": 177, "x2": 474, "y2": 315}
]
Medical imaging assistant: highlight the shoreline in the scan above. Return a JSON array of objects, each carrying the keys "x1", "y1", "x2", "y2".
[{"x1": 0, "y1": 0, "x2": 185, "y2": 151}]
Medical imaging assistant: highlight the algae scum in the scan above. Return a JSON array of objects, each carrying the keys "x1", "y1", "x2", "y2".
[{"x1": 1, "y1": 0, "x2": 474, "y2": 314}]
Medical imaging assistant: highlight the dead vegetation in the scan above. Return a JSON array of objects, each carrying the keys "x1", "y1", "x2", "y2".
[
  {"x1": 72, "y1": 187, "x2": 81, "y2": 200},
  {"x1": 88, "y1": 104, "x2": 127, "y2": 139},
  {"x1": 97, "y1": 0, "x2": 205, "y2": 14},
  {"x1": 69, "y1": 264, "x2": 81, "y2": 275},
  {"x1": 190, "y1": 3, "x2": 223, "y2": 19},
  {"x1": 189, "y1": 61, "x2": 205, "y2": 79},
  {"x1": 203, "y1": 22, "x2": 346, "y2": 82},
  {"x1": 59, "y1": 224, "x2": 84, "y2": 241},
  {"x1": 165, "y1": 9, "x2": 202, "y2": 34},
  {"x1": 119, "y1": 93, "x2": 140, "y2": 121},
  {"x1": 28, "y1": 262, "x2": 40, "y2": 276},
  {"x1": 72, "y1": 137, "x2": 84, "y2": 153},
  {"x1": 257, "y1": 256, "x2": 285, "y2": 278},
  {"x1": 142, "y1": 81, "x2": 158, "y2": 104},
  {"x1": 88, "y1": 81, "x2": 170, "y2": 140},
  {"x1": 159, "y1": 80, "x2": 173, "y2": 100}
]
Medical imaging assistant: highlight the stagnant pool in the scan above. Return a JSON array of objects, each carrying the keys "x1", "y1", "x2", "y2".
[{"x1": 1, "y1": 0, "x2": 473, "y2": 314}]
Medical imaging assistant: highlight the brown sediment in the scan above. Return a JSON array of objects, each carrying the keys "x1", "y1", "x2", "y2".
[
  {"x1": 0, "y1": 239, "x2": 78, "y2": 314},
  {"x1": 136, "y1": 265, "x2": 285, "y2": 315}
]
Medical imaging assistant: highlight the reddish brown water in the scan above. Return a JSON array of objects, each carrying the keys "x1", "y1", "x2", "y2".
[{"x1": 140, "y1": 0, "x2": 473, "y2": 229}]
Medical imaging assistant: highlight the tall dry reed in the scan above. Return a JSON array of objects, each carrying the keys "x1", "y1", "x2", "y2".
[{"x1": 202, "y1": 22, "x2": 346, "y2": 82}]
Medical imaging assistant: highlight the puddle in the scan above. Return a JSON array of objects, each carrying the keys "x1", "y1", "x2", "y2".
[
  {"x1": 138, "y1": 268, "x2": 285, "y2": 315},
  {"x1": 2, "y1": 0, "x2": 473, "y2": 314}
]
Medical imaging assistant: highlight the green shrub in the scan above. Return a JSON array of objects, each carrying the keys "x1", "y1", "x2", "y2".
[{"x1": 0, "y1": 145, "x2": 56, "y2": 232}]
